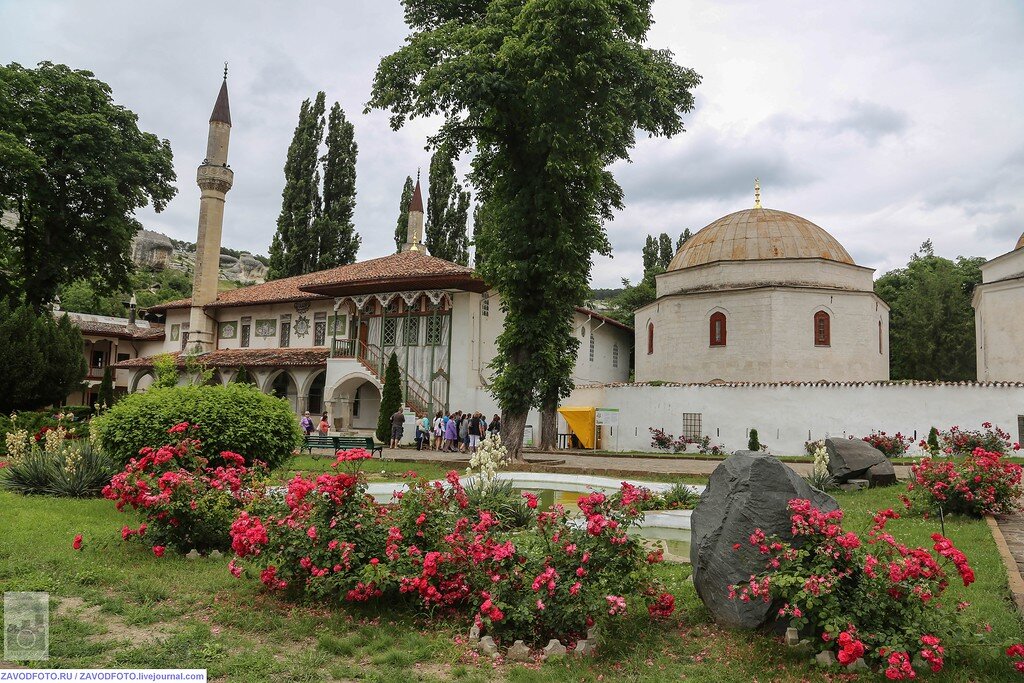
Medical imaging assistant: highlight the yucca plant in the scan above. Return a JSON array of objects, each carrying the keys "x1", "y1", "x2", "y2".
[
  {"x1": 463, "y1": 477, "x2": 534, "y2": 529},
  {"x1": 2, "y1": 440, "x2": 114, "y2": 498}
]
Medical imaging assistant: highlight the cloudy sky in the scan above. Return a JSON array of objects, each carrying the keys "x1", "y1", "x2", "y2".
[{"x1": 2, "y1": 0, "x2": 1022, "y2": 287}]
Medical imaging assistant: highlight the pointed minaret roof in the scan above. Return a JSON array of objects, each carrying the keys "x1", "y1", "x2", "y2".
[
  {"x1": 409, "y1": 178, "x2": 424, "y2": 213},
  {"x1": 209, "y1": 71, "x2": 231, "y2": 126}
]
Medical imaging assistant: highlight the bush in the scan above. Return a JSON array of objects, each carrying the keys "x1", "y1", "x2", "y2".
[
  {"x1": 103, "y1": 423, "x2": 267, "y2": 553},
  {"x1": 62, "y1": 405, "x2": 96, "y2": 423},
  {"x1": 1, "y1": 421, "x2": 113, "y2": 497},
  {"x1": 0, "y1": 411, "x2": 61, "y2": 456},
  {"x1": 747, "y1": 429, "x2": 760, "y2": 452},
  {"x1": 732, "y1": 500, "x2": 974, "y2": 675},
  {"x1": 376, "y1": 352, "x2": 403, "y2": 444},
  {"x1": 229, "y1": 453, "x2": 674, "y2": 644},
  {"x1": 907, "y1": 448, "x2": 1023, "y2": 516},
  {"x1": 937, "y1": 422, "x2": 1016, "y2": 456},
  {"x1": 927, "y1": 426, "x2": 940, "y2": 454},
  {"x1": 91, "y1": 383, "x2": 302, "y2": 470},
  {"x1": 858, "y1": 430, "x2": 911, "y2": 457}
]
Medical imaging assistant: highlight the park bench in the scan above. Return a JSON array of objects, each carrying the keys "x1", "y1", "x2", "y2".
[{"x1": 301, "y1": 434, "x2": 383, "y2": 459}]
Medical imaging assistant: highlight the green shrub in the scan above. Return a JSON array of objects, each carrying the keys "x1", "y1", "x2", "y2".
[
  {"x1": 747, "y1": 428, "x2": 760, "y2": 452},
  {"x1": 927, "y1": 426, "x2": 940, "y2": 454},
  {"x1": 1, "y1": 427, "x2": 114, "y2": 497},
  {"x1": 376, "y1": 352, "x2": 403, "y2": 444},
  {"x1": 62, "y1": 405, "x2": 95, "y2": 422},
  {"x1": 91, "y1": 383, "x2": 302, "y2": 470}
]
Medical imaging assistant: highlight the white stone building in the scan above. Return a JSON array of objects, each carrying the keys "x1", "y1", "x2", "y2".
[
  {"x1": 111, "y1": 76, "x2": 633, "y2": 432},
  {"x1": 974, "y1": 233, "x2": 1024, "y2": 382},
  {"x1": 635, "y1": 195, "x2": 889, "y2": 383}
]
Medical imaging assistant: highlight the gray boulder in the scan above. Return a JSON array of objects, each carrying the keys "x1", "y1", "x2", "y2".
[
  {"x1": 690, "y1": 452, "x2": 839, "y2": 629},
  {"x1": 825, "y1": 438, "x2": 890, "y2": 485},
  {"x1": 866, "y1": 460, "x2": 897, "y2": 487}
]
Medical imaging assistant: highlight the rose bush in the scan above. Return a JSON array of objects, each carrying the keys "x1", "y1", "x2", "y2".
[
  {"x1": 229, "y1": 449, "x2": 673, "y2": 644},
  {"x1": 102, "y1": 423, "x2": 266, "y2": 553},
  {"x1": 937, "y1": 423, "x2": 1019, "y2": 457},
  {"x1": 907, "y1": 448, "x2": 1023, "y2": 517},
  {"x1": 858, "y1": 430, "x2": 912, "y2": 458},
  {"x1": 730, "y1": 499, "x2": 975, "y2": 675}
]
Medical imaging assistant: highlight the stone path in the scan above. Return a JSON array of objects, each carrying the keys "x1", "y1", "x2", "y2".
[
  {"x1": 991, "y1": 513, "x2": 1024, "y2": 612},
  {"x1": 380, "y1": 448, "x2": 913, "y2": 480}
]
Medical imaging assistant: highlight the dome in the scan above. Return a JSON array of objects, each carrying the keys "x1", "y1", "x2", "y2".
[
  {"x1": 1016, "y1": 232, "x2": 1024, "y2": 251},
  {"x1": 668, "y1": 207, "x2": 855, "y2": 270}
]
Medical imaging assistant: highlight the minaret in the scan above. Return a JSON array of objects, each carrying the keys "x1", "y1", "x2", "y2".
[
  {"x1": 188, "y1": 67, "x2": 234, "y2": 353},
  {"x1": 402, "y1": 174, "x2": 425, "y2": 252}
]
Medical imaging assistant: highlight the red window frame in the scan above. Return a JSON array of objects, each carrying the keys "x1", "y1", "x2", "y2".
[
  {"x1": 814, "y1": 311, "x2": 830, "y2": 346},
  {"x1": 709, "y1": 312, "x2": 727, "y2": 347},
  {"x1": 647, "y1": 322, "x2": 654, "y2": 355}
]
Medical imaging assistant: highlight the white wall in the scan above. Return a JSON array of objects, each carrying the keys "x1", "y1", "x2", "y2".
[
  {"x1": 566, "y1": 382, "x2": 1024, "y2": 455},
  {"x1": 975, "y1": 248, "x2": 1024, "y2": 382}
]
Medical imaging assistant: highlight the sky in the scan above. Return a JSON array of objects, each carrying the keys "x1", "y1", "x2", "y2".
[{"x1": 2, "y1": 0, "x2": 1023, "y2": 288}]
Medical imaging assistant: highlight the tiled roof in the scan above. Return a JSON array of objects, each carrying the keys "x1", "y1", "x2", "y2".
[
  {"x1": 112, "y1": 347, "x2": 329, "y2": 369},
  {"x1": 148, "y1": 271, "x2": 327, "y2": 312},
  {"x1": 575, "y1": 307, "x2": 633, "y2": 333},
  {"x1": 65, "y1": 313, "x2": 166, "y2": 341},
  {"x1": 298, "y1": 250, "x2": 487, "y2": 295}
]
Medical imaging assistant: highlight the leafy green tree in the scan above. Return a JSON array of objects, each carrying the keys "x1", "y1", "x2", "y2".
[
  {"x1": 317, "y1": 102, "x2": 360, "y2": 268},
  {"x1": 152, "y1": 353, "x2": 179, "y2": 390},
  {"x1": 642, "y1": 235, "x2": 659, "y2": 274},
  {"x1": 0, "y1": 62, "x2": 177, "y2": 311},
  {"x1": 874, "y1": 241, "x2": 984, "y2": 381},
  {"x1": 59, "y1": 268, "x2": 194, "y2": 317},
  {"x1": 376, "y1": 352, "x2": 404, "y2": 444},
  {"x1": 425, "y1": 143, "x2": 471, "y2": 264},
  {"x1": 394, "y1": 176, "x2": 414, "y2": 252},
  {"x1": 232, "y1": 366, "x2": 253, "y2": 385},
  {"x1": 677, "y1": 228, "x2": 692, "y2": 251},
  {"x1": 97, "y1": 366, "x2": 115, "y2": 408},
  {"x1": 268, "y1": 93, "x2": 326, "y2": 279},
  {"x1": 0, "y1": 299, "x2": 85, "y2": 412},
  {"x1": 747, "y1": 429, "x2": 760, "y2": 452},
  {"x1": 370, "y1": 1, "x2": 698, "y2": 458},
  {"x1": 658, "y1": 233, "x2": 674, "y2": 269},
  {"x1": 608, "y1": 275, "x2": 657, "y2": 326}
]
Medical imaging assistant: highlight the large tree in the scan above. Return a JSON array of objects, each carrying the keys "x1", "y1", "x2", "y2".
[
  {"x1": 657, "y1": 232, "x2": 674, "y2": 269},
  {"x1": 0, "y1": 62, "x2": 176, "y2": 311},
  {"x1": 268, "y1": 93, "x2": 326, "y2": 279},
  {"x1": 370, "y1": 0, "x2": 699, "y2": 459},
  {"x1": 425, "y1": 143, "x2": 471, "y2": 264},
  {"x1": 875, "y1": 240, "x2": 983, "y2": 381},
  {"x1": 394, "y1": 175, "x2": 414, "y2": 252},
  {"x1": 0, "y1": 299, "x2": 85, "y2": 412},
  {"x1": 316, "y1": 102, "x2": 360, "y2": 268}
]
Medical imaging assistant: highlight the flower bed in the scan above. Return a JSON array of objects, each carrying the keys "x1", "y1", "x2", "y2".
[
  {"x1": 102, "y1": 423, "x2": 266, "y2": 553},
  {"x1": 731, "y1": 499, "x2": 975, "y2": 676},
  {"x1": 936, "y1": 423, "x2": 1019, "y2": 457},
  {"x1": 229, "y1": 449, "x2": 673, "y2": 644},
  {"x1": 907, "y1": 448, "x2": 1023, "y2": 516},
  {"x1": 858, "y1": 430, "x2": 912, "y2": 458}
]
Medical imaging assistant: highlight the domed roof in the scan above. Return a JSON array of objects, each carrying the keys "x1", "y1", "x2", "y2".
[
  {"x1": 668, "y1": 207, "x2": 855, "y2": 270},
  {"x1": 1016, "y1": 232, "x2": 1024, "y2": 251}
]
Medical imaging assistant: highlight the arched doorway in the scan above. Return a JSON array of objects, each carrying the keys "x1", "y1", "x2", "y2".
[
  {"x1": 267, "y1": 371, "x2": 298, "y2": 412},
  {"x1": 131, "y1": 370, "x2": 155, "y2": 393},
  {"x1": 307, "y1": 371, "x2": 326, "y2": 415},
  {"x1": 326, "y1": 373, "x2": 382, "y2": 431}
]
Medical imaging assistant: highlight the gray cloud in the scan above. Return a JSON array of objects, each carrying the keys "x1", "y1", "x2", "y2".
[{"x1": 766, "y1": 100, "x2": 910, "y2": 145}]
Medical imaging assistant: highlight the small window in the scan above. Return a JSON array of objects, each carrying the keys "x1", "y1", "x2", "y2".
[
  {"x1": 426, "y1": 316, "x2": 443, "y2": 345},
  {"x1": 116, "y1": 353, "x2": 130, "y2": 363},
  {"x1": 612, "y1": 343, "x2": 619, "y2": 368},
  {"x1": 589, "y1": 333, "x2": 595, "y2": 362},
  {"x1": 681, "y1": 413, "x2": 702, "y2": 440},
  {"x1": 240, "y1": 320, "x2": 251, "y2": 348},
  {"x1": 404, "y1": 316, "x2": 420, "y2": 346},
  {"x1": 180, "y1": 323, "x2": 190, "y2": 351},
  {"x1": 482, "y1": 295, "x2": 490, "y2": 317},
  {"x1": 314, "y1": 321, "x2": 326, "y2": 346},
  {"x1": 710, "y1": 312, "x2": 727, "y2": 347},
  {"x1": 814, "y1": 311, "x2": 830, "y2": 347},
  {"x1": 647, "y1": 322, "x2": 654, "y2": 355},
  {"x1": 383, "y1": 318, "x2": 397, "y2": 346},
  {"x1": 92, "y1": 351, "x2": 104, "y2": 368},
  {"x1": 280, "y1": 321, "x2": 291, "y2": 348},
  {"x1": 878, "y1": 320, "x2": 883, "y2": 354},
  {"x1": 1018, "y1": 415, "x2": 1024, "y2": 446}
]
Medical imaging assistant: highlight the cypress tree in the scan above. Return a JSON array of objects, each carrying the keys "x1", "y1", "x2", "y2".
[
  {"x1": 641, "y1": 235, "x2": 658, "y2": 275},
  {"x1": 658, "y1": 232, "x2": 674, "y2": 269},
  {"x1": 677, "y1": 228, "x2": 692, "y2": 251},
  {"x1": 97, "y1": 366, "x2": 115, "y2": 408},
  {"x1": 747, "y1": 429, "x2": 760, "y2": 452},
  {"x1": 394, "y1": 176, "x2": 414, "y2": 252},
  {"x1": 425, "y1": 144, "x2": 471, "y2": 264},
  {"x1": 0, "y1": 301, "x2": 85, "y2": 412},
  {"x1": 375, "y1": 352, "x2": 404, "y2": 444},
  {"x1": 317, "y1": 102, "x2": 360, "y2": 268},
  {"x1": 268, "y1": 93, "x2": 326, "y2": 279}
]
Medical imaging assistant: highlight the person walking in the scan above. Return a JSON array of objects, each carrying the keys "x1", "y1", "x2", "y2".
[
  {"x1": 418, "y1": 413, "x2": 431, "y2": 451},
  {"x1": 444, "y1": 411, "x2": 459, "y2": 452},
  {"x1": 390, "y1": 407, "x2": 406, "y2": 449},
  {"x1": 300, "y1": 411, "x2": 314, "y2": 436},
  {"x1": 432, "y1": 411, "x2": 444, "y2": 450},
  {"x1": 488, "y1": 414, "x2": 501, "y2": 438},
  {"x1": 317, "y1": 412, "x2": 330, "y2": 436},
  {"x1": 459, "y1": 411, "x2": 470, "y2": 453},
  {"x1": 468, "y1": 412, "x2": 482, "y2": 453}
]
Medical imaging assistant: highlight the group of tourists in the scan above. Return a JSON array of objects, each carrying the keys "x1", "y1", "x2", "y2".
[
  {"x1": 299, "y1": 411, "x2": 331, "y2": 436},
  {"x1": 408, "y1": 410, "x2": 501, "y2": 453}
]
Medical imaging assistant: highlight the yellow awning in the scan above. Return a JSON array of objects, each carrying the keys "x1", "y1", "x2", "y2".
[{"x1": 558, "y1": 406, "x2": 596, "y2": 449}]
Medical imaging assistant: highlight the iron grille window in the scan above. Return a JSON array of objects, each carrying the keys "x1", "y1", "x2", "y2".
[
  {"x1": 240, "y1": 322, "x2": 250, "y2": 348},
  {"x1": 180, "y1": 324, "x2": 190, "y2": 351},
  {"x1": 681, "y1": 413, "x2": 702, "y2": 440},
  {"x1": 612, "y1": 343, "x2": 619, "y2": 368},
  {"x1": 426, "y1": 316, "x2": 442, "y2": 345},
  {"x1": 404, "y1": 316, "x2": 420, "y2": 345},
  {"x1": 280, "y1": 322, "x2": 291, "y2": 348},
  {"x1": 314, "y1": 321, "x2": 326, "y2": 346},
  {"x1": 383, "y1": 318, "x2": 397, "y2": 346},
  {"x1": 589, "y1": 333, "x2": 595, "y2": 361},
  {"x1": 1019, "y1": 415, "x2": 1024, "y2": 447},
  {"x1": 482, "y1": 295, "x2": 490, "y2": 316}
]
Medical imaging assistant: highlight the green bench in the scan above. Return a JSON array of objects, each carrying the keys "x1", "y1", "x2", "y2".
[{"x1": 301, "y1": 434, "x2": 384, "y2": 459}]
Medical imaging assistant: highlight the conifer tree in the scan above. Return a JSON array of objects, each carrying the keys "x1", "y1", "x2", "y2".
[
  {"x1": 425, "y1": 144, "x2": 471, "y2": 264},
  {"x1": 641, "y1": 235, "x2": 659, "y2": 275},
  {"x1": 375, "y1": 352, "x2": 404, "y2": 444},
  {"x1": 658, "y1": 232, "x2": 674, "y2": 269},
  {"x1": 97, "y1": 366, "x2": 115, "y2": 408},
  {"x1": 317, "y1": 103, "x2": 360, "y2": 268},
  {"x1": 268, "y1": 93, "x2": 326, "y2": 279},
  {"x1": 677, "y1": 228, "x2": 692, "y2": 251},
  {"x1": 394, "y1": 176, "x2": 414, "y2": 252}
]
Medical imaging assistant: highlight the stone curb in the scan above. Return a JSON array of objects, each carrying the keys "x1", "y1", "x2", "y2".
[{"x1": 986, "y1": 515, "x2": 1024, "y2": 613}]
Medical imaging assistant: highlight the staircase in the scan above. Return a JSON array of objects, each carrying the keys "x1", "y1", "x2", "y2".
[{"x1": 332, "y1": 339, "x2": 445, "y2": 415}]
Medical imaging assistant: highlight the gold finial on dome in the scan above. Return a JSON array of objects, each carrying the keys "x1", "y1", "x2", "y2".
[{"x1": 754, "y1": 178, "x2": 761, "y2": 208}]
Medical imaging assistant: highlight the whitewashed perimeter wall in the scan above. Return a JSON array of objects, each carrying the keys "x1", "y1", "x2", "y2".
[{"x1": 566, "y1": 383, "x2": 1024, "y2": 455}]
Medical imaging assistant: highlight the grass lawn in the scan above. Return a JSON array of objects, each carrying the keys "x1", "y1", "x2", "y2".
[
  {"x1": 275, "y1": 455, "x2": 450, "y2": 484},
  {"x1": 1, "y1": 481, "x2": 1022, "y2": 680}
]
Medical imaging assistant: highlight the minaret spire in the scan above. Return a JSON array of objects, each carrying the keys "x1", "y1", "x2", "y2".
[
  {"x1": 403, "y1": 173, "x2": 425, "y2": 252},
  {"x1": 188, "y1": 73, "x2": 235, "y2": 353},
  {"x1": 754, "y1": 177, "x2": 761, "y2": 208}
]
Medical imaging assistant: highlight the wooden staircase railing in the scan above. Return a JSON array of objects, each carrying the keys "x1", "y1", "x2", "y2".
[{"x1": 332, "y1": 338, "x2": 446, "y2": 415}]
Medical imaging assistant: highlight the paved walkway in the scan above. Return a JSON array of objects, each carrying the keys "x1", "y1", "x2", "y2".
[{"x1": 380, "y1": 448, "x2": 913, "y2": 480}]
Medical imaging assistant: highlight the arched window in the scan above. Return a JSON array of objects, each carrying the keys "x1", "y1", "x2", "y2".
[
  {"x1": 878, "y1": 320, "x2": 883, "y2": 354},
  {"x1": 647, "y1": 322, "x2": 655, "y2": 355},
  {"x1": 709, "y1": 312, "x2": 727, "y2": 347},
  {"x1": 814, "y1": 311, "x2": 830, "y2": 346}
]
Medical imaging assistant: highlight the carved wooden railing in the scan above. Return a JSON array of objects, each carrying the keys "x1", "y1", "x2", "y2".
[{"x1": 331, "y1": 339, "x2": 445, "y2": 414}]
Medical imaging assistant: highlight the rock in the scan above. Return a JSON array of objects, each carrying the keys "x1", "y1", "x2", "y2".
[
  {"x1": 850, "y1": 657, "x2": 869, "y2": 671},
  {"x1": 815, "y1": 650, "x2": 838, "y2": 668},
  {"x1": 825, "y1": 438, "x2": 887, "y2": 483},
  {"x1": 507, "y1": 640, "x2": 531, "y2": 662},
  {"x1": 839, "y1": 479, "x2": 869, "y2": 492},
  {"x1": 586, "y1": 625, "x2": 600, "y2": 642},
  {"x1": 477, "y1": 636, "x2": 498, "y2": 657},
  {"x1": 574, "y1": 639, "x2": 596, "y2": 657},
  {"x1": 785, "y1": 628, "x2": 800, "y2": 646},
  {"x1": 209, "y1": 550, "x2": 223, "y2": 559},
  {"x1": 468, "y1": 625, "x2": 480, "y2": 644},
  {"x1": 793, "y1": 639, "x2": 815, "y2": 657},
  {"x1": 690, "y1": 452, "x2": 839, "y2": 630},
  {"x1": 542, "y1": 639, "x2": 566, "y2": 659},
  {"x1": 131, "y1": 230, "x2": 174, "y2": 270},
  {"x1": 186, "y1": 549, "x2": 201, "y2": 560},
  {"x1": 730, "y1": 450, "x2": 764, "y2": 458},
  {"x1": 866, "y1": 460, "x2": 898, "y2": 487}
]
